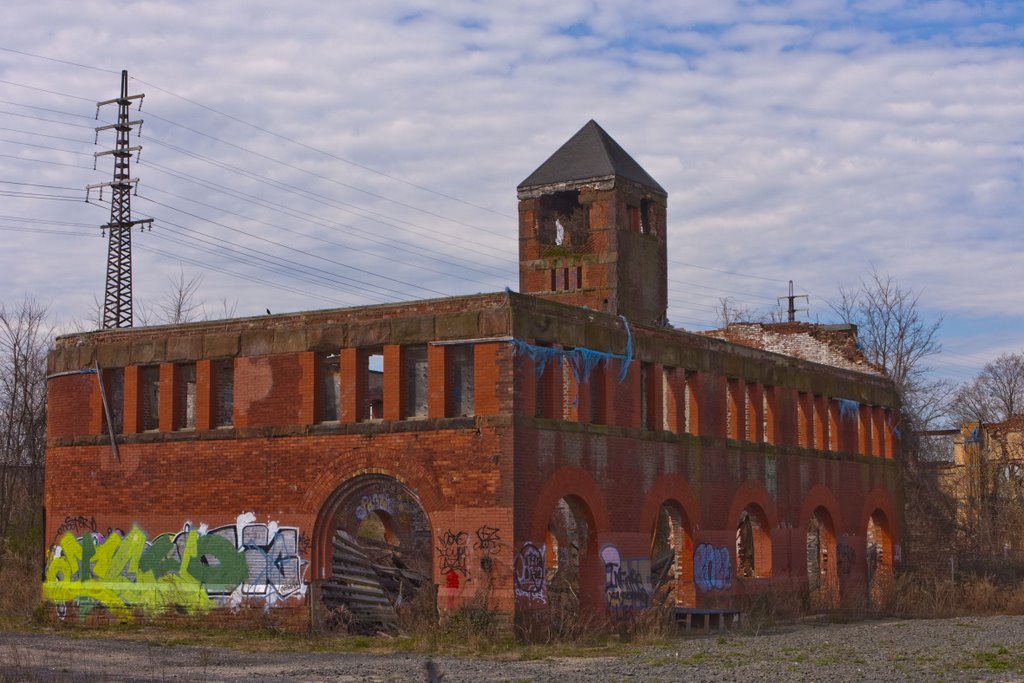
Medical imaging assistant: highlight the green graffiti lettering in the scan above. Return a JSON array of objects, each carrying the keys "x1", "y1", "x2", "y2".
[
  {"x1": 43, "y1": 525, "x2": 242, "y2": 620},
  {"x1": 43, "y1": 518, "x2": 309, "y2": 620},
  {"x1": 138, "y1": 535, "x2": 179, "y2": 579},
  {"x1": 189, "y1": 534, "x2": 248, "y2": 593}
]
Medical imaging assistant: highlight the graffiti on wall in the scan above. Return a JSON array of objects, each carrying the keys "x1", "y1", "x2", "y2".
[
  {"x1": 437, "y1": 529, "x2": 469, "y2": 579},
  {"x1": 600, "y1": 544, "x2": 650, "y2": 621},
  {"x1": 43, "y1": 513, "x2": 307, "y2": 620},
  {"x1": 54, "y1": 515, "x2": 100, "y2": 539},
  {"x1": 514, "y1": 542, "x2": 546, "y2": 605},
  {"x1": 354, "y1": 489, "x2": 412, "y2": 525},
  {"x1": 693, "y1": 544, "x2": 732, "y2": 592},
  {"x1": 474, "y1": 525, "x2": 503, "y2": 573},
  {"x1": 837, "y1": 543, "x2": 856, "y2": 576}
]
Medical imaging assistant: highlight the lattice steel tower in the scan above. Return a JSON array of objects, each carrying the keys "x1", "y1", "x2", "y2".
[{"x1": 88, "y1": 70, "x2": 152, "y2": 328}]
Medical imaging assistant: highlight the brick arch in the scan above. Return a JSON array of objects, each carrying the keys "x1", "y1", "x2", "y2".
[
  {"x1": 528, "y1": 466, "x2": 611, "y2": 544},
  {"x1": 302, "y1": 446, "x2": 446, "y2": 515},
  {"x1": 727, "y1": 483, "x2": 778, "y2": 580},
  {"x1": 798, "y1": 484, "x2": 844, "y2": 534},
  {"x1": 305, "y1": 447, "x2": 446, "y2": 582},
  {"x1": 640, "y1": 474, "x2": 701, "y2": 608},
  {"x1": 639, "y1": 474, "x2": 701, "y2": 536},
  {"x1": 860, "y1": 488, "x2": 899, "y2": 544},
  {"x1": 800, "y1": 485, "x2": 842, "y2": 610},
  {"x1": 726, "y1": 483, "x2": 779, "y2": 533},
  {"x1": 861, "y1": 488, "x2": 898, "y2": 609}
]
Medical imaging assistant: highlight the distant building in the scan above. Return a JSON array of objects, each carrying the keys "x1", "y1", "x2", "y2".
[
  {"x1": 917, "y1": 418, "x2": 1024, "y2": 565},
  {"x1": 44, "y1": 121, "x2": 903, "y2": 630}
]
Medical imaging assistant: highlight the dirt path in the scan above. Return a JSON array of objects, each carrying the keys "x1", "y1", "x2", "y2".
[{"x1": 3, "y1": 615, "x2": 1024, "y2": 682}]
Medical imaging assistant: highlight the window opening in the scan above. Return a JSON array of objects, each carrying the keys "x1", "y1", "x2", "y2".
[
  {"x1": 103, "y1": 367, "x2": 124, "y2": 434},
  {"x1": 404, "y1": 345, "x2": 428, "y2": 418},
  {"x1": 640, "y1": 362, "x2": 649, "y2": 429},
  {"x1": 175, "y1": 363, "x2": 196, "y2": 430},
  {"x1": 736, "y1": 505, "x2": 771, "y2": 578},
  {"x1": 536, "y1": 190, "x2": 588, "y2": 249},
  {"x1": 318, "y1": 353, "x2": 340, "y2": 422},
  {"x1": 588, "y1": 362, "x2": 604, "y2": 424},
  {"x1": 450, "y1": 345, "x2": 474, "y2": 417},
  {"x1": 651, "y1": 503, "x2": 694, "y2": 608},
  {"x1": 627, "y1": 205, "x2": 641, "y2": 232},
  {"x1": 365, "y1": 351, "x2": 384, "y2": 420},
  {"x1": 640, "y1": 198, "x2": 653, "y2": 235},
  {"x1": 807, "y1": 507, "x2": 839, "y2": 610},
  {"x1": 213, "y1": 359, "x2": 234, "y2": 427},
  {"x1": 140, "y1": 365, "x2": 160, "y2": 431}
]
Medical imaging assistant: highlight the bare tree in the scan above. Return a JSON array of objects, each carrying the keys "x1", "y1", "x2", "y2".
[
  {"x1": 155, "y1": 267, "x2": 204, "y2": 325},
  {"x1": 0, "y1": 297, "x2": 49, "y2": 558},
  {"x1": 830, "y1": 267, "x2": 945, "y2": 428},
  {"x1": 715, "y1": 297, "x2": 785, "y2": 327},
  {"x1": 953, "y1": 352, "x2": 1024, "y2": 424}
]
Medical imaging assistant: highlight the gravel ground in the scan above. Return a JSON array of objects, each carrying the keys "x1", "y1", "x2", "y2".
[{"x1": 2, "y1": 615, "x2": 1024, "y2": 682}]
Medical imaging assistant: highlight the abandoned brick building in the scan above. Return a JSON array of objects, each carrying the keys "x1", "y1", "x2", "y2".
[{"x1": 44, "y1": 120, "x2": 903, "y2": 630}]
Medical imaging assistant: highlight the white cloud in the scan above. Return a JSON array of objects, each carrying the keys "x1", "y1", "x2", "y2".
[{"x1": 0, "y1": 0, "x2": 1020, "y2": 381}]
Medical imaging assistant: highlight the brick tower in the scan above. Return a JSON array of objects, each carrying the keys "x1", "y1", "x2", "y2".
[{"x1": 517, "y1": 120, "x2": 668, "y2": 326}]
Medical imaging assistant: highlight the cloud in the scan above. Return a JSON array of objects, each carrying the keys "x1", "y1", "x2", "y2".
[{"x1": 0, "y1": 0, "x2": 1020, "y2": 381}]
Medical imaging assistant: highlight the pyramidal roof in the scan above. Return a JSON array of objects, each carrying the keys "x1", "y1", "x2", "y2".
[{"x1": 518, "y1": 120, "x2": 666, "y2": 194}]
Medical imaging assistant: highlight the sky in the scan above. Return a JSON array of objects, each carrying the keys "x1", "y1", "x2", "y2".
[{"x1": 0, "y1": 0, "x2": 1022, "y2": 390}]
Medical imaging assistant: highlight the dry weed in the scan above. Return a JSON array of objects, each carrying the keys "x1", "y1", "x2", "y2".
[{"x1": 0, "y1": 552, "x2": 41, "y2": 627}]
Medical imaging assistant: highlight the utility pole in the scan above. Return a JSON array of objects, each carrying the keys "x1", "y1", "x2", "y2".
[
  {"x1": 87, "y1": 70, "x2": 152, "y2": 329},
  {"x1": 777, "y1": 280, "x2": 809, "y2": 323}
]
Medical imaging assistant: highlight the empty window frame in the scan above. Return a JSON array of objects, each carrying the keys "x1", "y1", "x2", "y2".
[
  {"x1": 536, "y1": 190, "x2": 588, "y2": 248},
  {"x1": 102, "y1": 367, "x2": 124, "y2": 434},
  {"x1": 140, "y1": 365, "x2": 160, "y2": 431},
  {"x1": 175, "y1": 363, "x2": 197, "y2": 430},
  {"x1": 318, "y1": 353, "x2": 340, "y2": 422},
  {"x1": 588, "y1": 362, "x2": 605, "y2": 425},
  {"x1": 640, "y1": 198, "x2": 654, "y2": 235},
  {"x1": 449, "y1": 344, "x2": 474, "y2": 417},
  {"x1": 736, "y1": 505, "x2": 772, "y2": 578},
  {"x1": 745, "y1": 383, "x2": 762, "y2": 443},
  {"x1": 365, "y1": 350, "x2": 384, "y2": 420},
  {"x1": 404, "y1": 345, "x2": 428, "y2": 418},
  {"x1": 797, "y1": 391, "x2": 812, "y2": 448},
  {"x1": 640, "y1": 362, "x2": 649, "y2": 429},
  {"x1": 627, "y1": 204, "x2": 641, "y2": 232},
  {"x1": 213, "y1": 359, "x2": 234, "y2": 427},
  {"x1": 762, "y1": 386, "x2": 776, "y2": 444}
]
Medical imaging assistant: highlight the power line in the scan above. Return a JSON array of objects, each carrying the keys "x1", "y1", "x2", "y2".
[
  {"x1": 138, "y1": 154, "x2": 514, "y2": 273},
  {"x1": 135, "y1": 194, "x2": 450, "y2": 299},
  {"x1": 141, "y1": 183, "x2": 510, "y2": 288},
  {"x1": 0, "y1": 46, "x2": 119, "y2": 74},
  {"x1": 132, "y1": 79, "x2": 514, "y2": 221}
]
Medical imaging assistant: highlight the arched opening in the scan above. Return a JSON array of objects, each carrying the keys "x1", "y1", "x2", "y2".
[
  {"x1": 650, "y1": 502, "x2": 695, "y2": 608},
  {"x1": 866, "y1": 509, "x2": 894, "y2": 609},
  {"x1": 316, "y1": 475, "x2": 431, "y2": 633},
  {"x1": 807, "y1": 506, "x2": 839, "y2": 610},
  {"x1": 736, "y1": 504, "x2": 772, "y2": 578},
  {"x1": 356, "y1": 509, "x2": 397, "y2": 546},
  {"x1": 546, "y1": 496, "x2": 596, "y2": 616}
]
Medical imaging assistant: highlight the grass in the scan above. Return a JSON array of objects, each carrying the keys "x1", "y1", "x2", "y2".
[{"x1": 966, "y1": 645, "x2": 1024, "y2": 674}]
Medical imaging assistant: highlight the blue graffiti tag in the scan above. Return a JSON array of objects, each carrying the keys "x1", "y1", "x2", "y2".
[{"x1": 694, "y1": 544, "x2": 732, "y2": 592}]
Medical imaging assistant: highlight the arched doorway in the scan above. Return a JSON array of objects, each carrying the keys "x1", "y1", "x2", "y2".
[
  {"x1": 316, "y1": 475, "x2": 432, "y2": 632},
  {"x1": 866, "y1": 509, "x2": 894, "y2": 609},
  {"x1": 650, "y1": 502, "x2": 695, "y2": 608},
  {"x1": 807, "y1": 506, "x2": 839, "y2": 610},
  {"x1": 736, "y1": 504, "x2": 772, "y2": 579},
  {"x1": 546, "y1": 496, "x2": 597, "y2": 618}
]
